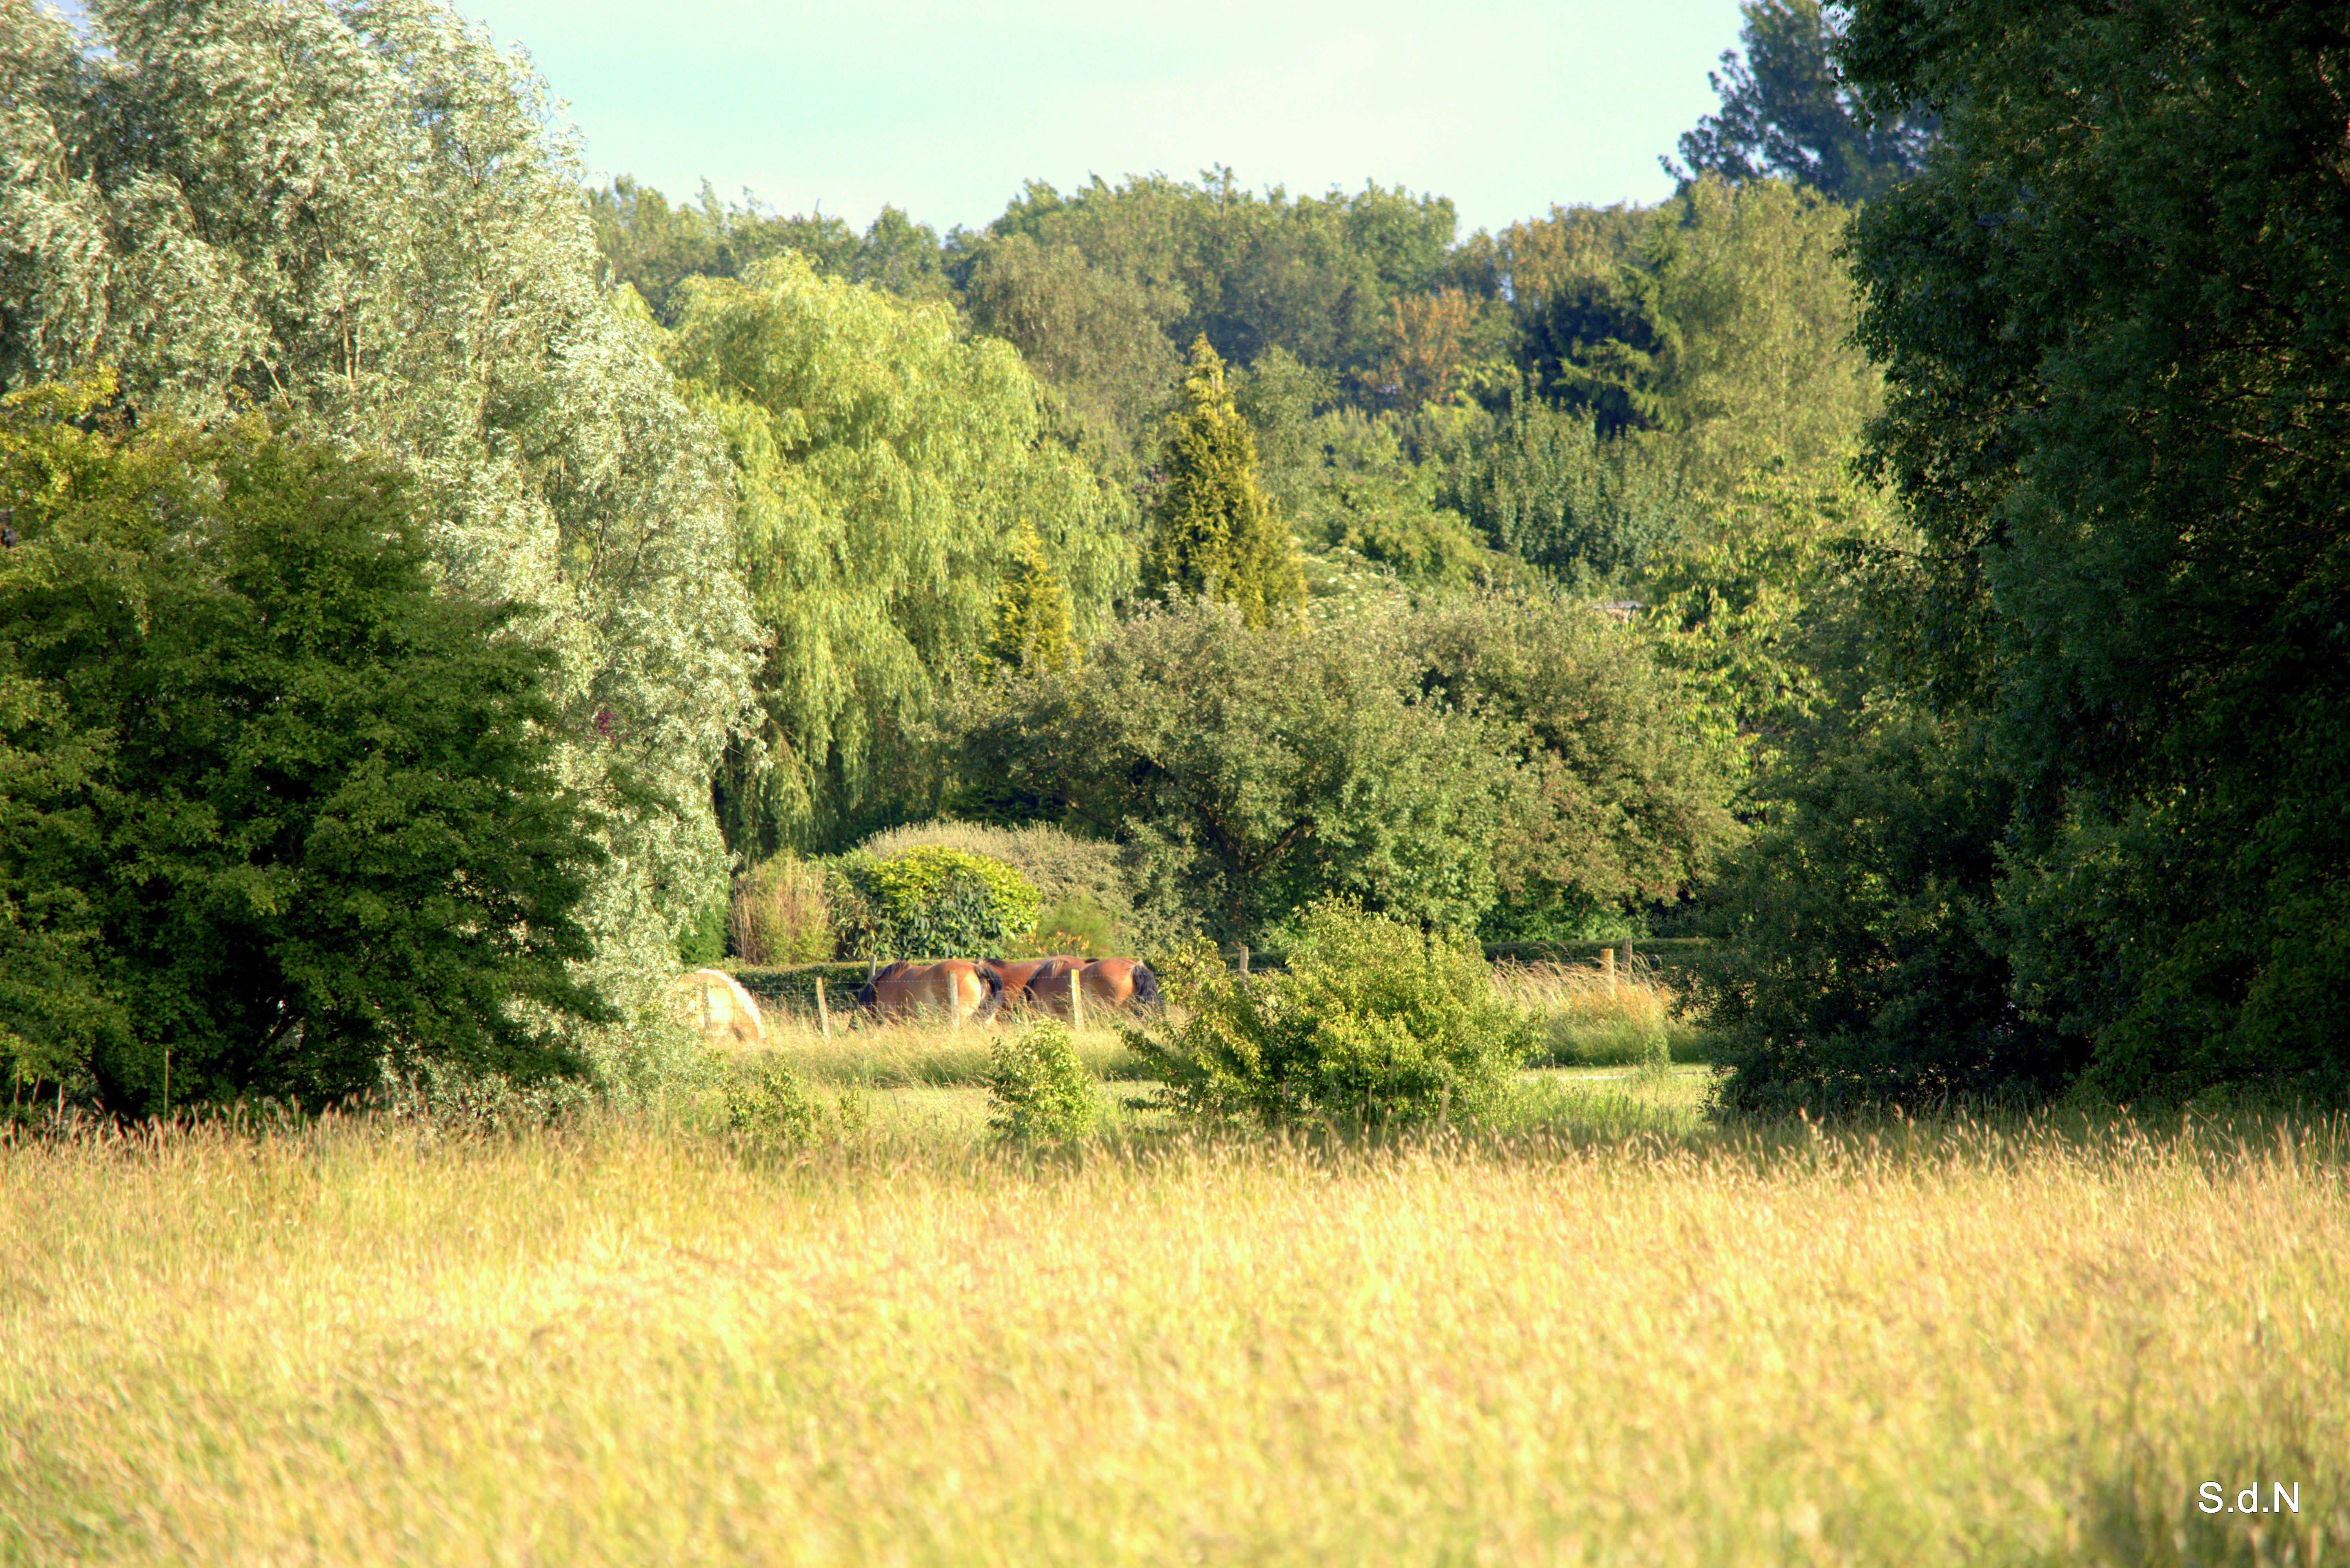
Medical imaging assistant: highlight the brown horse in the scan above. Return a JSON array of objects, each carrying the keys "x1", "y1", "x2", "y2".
[
  {"x1": 855, "y1": 960, "x2": 1003, "y2": 1027},
  {"x1": 1024, "y1": 957, "x2": 1161, "y2": 1019},
  {"x1": 982, "y1": 955, "x2": 1082, "y2": 1003}
]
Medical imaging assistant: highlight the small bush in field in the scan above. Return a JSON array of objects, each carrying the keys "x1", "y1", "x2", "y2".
[
  {"x1": 729, "y1": 853, "x2": 832, "y2": 966},
  {"x1": 722, "y1": 1056, "x2": 818, "y2": 1147},
  {"x1": 986, "y1": 1022, "x2": 1100, "y2": 1143},
  {"x1": 1133, "y1": 901, "x2": 1538, "y2": 1127}
]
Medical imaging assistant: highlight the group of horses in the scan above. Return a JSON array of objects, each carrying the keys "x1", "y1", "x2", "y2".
[
  {"x1": 667, "y1": 955, "x2": 1161, "y2": 1051},
  {"x1": 854, "y1": 955, "x2": 1160, "y2": 1027}
]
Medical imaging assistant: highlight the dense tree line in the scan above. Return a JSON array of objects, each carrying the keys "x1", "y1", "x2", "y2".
[{"x1": 10, "y1": 0, "x2": 2333, "y2": 1116}]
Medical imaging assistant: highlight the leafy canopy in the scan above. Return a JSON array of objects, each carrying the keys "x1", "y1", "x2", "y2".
[
  {"x1": 0, "y1": 0, "x2": 760, "y2": 1018},
  {"x1": 666, "y1": 253, "x2": 1135, "y2": 855},
  {"x1": 1841, "y1": 0, "x2": 2350, "y2": 1104},
  {"x1": 0, "y1": 384, "x2": 611, "y2": 1116}
]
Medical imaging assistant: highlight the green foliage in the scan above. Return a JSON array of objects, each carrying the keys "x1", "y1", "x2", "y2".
[
  {"x1": 0, "y1": 0, "x2": 760, "y2": 1028},
  {"x1": 828, "y1": 846, "x2": 1040, "y2": 961},
  {"x1": 852, "y1": 819, "x2": 1146, "y2": 954},
  {"x1": 985, "y1": 1021, "x2": 1101, "y2": 1143},
  {"x1": 675, "y1": 902, "x2": 727, "y2": 968},
  {"x1": 1440, "y1": 395, "x2": 1685, "y2": 586},
  {"x1": 668, "y1": 253, "x2": 1134, "y2": 856},
  {"x1": 1144, "y1": 337, "x2": 1304, "y2": 625},
  {"x1": 1837, "y1": 0, "x2": 2350, "y2": 1103},
  {"x1": 1671, "y1": 0, "x2": 1937, "y2": 203},
  {"x1": 1695, "y1": 711, "x2": 2088, "y2": 1116},
  {"x1": 1396, "y1": 593, "x2": 1742, "y2": 928},
  {"x1": 588, "y1": 178, "x2": 951, "y2": 325},
  {"x1": 1510, "y1": 179, "x2": 1879, "y2": 502},
  {"x1": 984, "y1": 523, "x2": 1077, "y2": 677},
  {"x1": 729, "y1": 852, "x2": 833, "y2": 967},
  {"x1": 1644, "y1": 459, "x2": 1912, "y2": 769},
  {"x1": 0, "y1": 393, "x2": 611, "y2": 1116},
  {"x1": 960, "y1": 600, "x2": 1509, "y2": 942},
  {"x1": 962, "y1": 594, "x2": 1735, "y2": 945},
  {"x1": 1131, "y1": 903, "x2": 1536, "y2": 1127},
  {"x1": 961, "y1": 235, "x2": 1181, "y2": 483},
  {"x1": 989, "y1": 170, "x2": 1461, "y2": 385},
  {"x1": 722, "y1": 1055, "x2": 820, "y2": 1149}
]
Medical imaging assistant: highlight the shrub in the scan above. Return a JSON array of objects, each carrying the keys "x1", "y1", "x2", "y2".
[
  {"x1": 1132, "y1": 902, "x2": 1538, "y2": 1127},
  {"x1": 729, "y1": 852, "x2": 832, "y2": 965},
  {"x1": 721, "y1": 1056, "x2": 818, "y2": 1148},
  {"x1": 985, "y1": 1021, "x2": 1101, "y2": 1143},
  {"x1": 1692, "y1": 712, "x2": 2090, "y2": 1115},
  {"x1": 854, "y1": 819, "x2": 1140, "y2": 951},
  {"x1": 827, "y1": 846, "x2": 1040, "y2": 959}
]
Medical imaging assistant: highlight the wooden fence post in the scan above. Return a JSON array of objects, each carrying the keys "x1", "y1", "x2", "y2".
[
  {"x1": 1602, "y1": 945, "x2": 1616, "y2": 990},
  {"x1": 1070, "y1": 963, "x2": 1085, "y2": 1033},
  {"x1": 816, "y1": 978, "x2": 831, "y2": 1040}
]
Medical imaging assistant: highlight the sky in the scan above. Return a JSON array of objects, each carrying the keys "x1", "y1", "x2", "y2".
[{"x1": 51, "y1": 0, "x2": 1752, "y2": 241}]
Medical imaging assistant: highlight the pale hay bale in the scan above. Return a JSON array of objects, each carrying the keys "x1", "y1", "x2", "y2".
[{"x1": 666, "y1": 968, "x2": 766, "y2": 1049}]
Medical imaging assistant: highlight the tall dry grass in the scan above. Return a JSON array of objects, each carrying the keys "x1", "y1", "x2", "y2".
[{"x1": 2, "y1": 1112, "x2": 2342, "y2": 1565}]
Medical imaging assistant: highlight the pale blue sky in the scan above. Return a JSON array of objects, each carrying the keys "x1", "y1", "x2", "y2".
[{"x1": 58, "y1": 0, "x2": 1751, "y2": 240}]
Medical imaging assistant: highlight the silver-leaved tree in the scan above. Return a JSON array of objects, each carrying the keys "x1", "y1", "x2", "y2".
[{"x1": 0, "y1": 0, "x2": 760, "y2": 1076}]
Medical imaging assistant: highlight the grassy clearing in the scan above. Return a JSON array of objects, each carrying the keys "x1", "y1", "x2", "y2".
[
  {"x1": 749, "y1": 1000, "x2": 1151, "y2": 1088},
  {"x1": 1494, "y1": 958, "x2": 1715, "y2": 1067},
  {"x1": 2, "y1": 1101, "x2": 2343, "y2": 1566}
]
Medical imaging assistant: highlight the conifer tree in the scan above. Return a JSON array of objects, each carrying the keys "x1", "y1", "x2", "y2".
[
  {"x1": 1144, "y1": 337, "x2": 1303, "y2": 626},
  {"x1": 985, "y1": 523, "x2": 1076, "y2": 676}
]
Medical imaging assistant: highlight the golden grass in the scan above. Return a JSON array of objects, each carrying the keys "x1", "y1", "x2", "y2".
[{"x1": 2, "y1": 1106, "x2": 2343, "y2": 1566}]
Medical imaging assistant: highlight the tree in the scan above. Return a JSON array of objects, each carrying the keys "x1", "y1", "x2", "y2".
[
  {"x1": 1508, "y1": 179, "x2": 1879, "y2": 498},
  {"x1": 1671, "y1": 0, "x2": 1937, "y2": 204},
  {"x1": 1144, "y1": 337, "x2": 1303, "y2": 625},
  {"x1": 666, "y1": 254, "x2": 1135, "y2": 855},
  {"x1": 0, "y1": 386, "x2": 611, "y2": 1116},
  {"x1": 0, "y1": 0, "x2": 760, "y2": 1024},
  {"x1": 1439, "y1": 394, "x2": 1685, "y2": 586},
  {"x1": 961, "y1": 234, "x2": 1182, "y2": 483},
  {"x1": 959, "y1": 601, "x2": 1508, "y2": 942},
  {"x1": 1841, "y1": 0, "x2": 2350, "y2": 1104},
  {"x1": 985, "y1": 523, "x2": 1076, "y2": 676},
  {"x1": 1393, "y1": 593, "x2": 1742, "y2": 939}
]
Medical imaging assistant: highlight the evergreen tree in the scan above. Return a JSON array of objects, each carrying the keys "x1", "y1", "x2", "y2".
[
  {"x1": 986, "y1": 524, "x2": 1076, "y2": 676},
  {"x1": 1144, "y1": 337, "x2": 1303, "y2": 626},
  {"x1": 1670, "y1": 0, "x2": 1937, "y2": 203}
]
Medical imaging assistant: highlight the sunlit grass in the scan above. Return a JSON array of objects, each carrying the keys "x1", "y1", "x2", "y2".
[
  {"x1": 3, "y1": 1099, "x2": 2343, "y2": 1566},
  {"x1": 746, "y1": 997, "x2": 1150, "y2": 1087},
  {"x1": 1493, "y1": 958, "x2": 1714, "y2": 1067}
]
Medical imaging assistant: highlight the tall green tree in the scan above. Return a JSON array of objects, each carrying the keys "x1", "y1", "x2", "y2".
[
  {"x1": 1832, "y1": 0, "x2": 2350, "y2": 1103},
  {"x1": 959, "y1": 601, "x2": 1508, "y2": 942},
  {"x1": 667, "y1": 254, "x2": 1135, "y2": 855},
  {"x1": 961, "y1": 235, "x2": 1182, "y2": 483},
  {"x1": 1144, "y1": 336, "x2": 1303, "y2": 625},
  {"x1": 1672, "y1": 0, "x2": 1937, "y2": 203},
  {"x1": 0, "y1": 0, "x2": 759, "y2": 1026},
  {"x1": 0, "y1": 385, "x2": 611, "y2": 1116}
]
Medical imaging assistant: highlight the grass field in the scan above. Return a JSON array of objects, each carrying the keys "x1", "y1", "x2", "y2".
[{"x1": 3, "y1": 1048, "x2": 2344, "y2": 1566}]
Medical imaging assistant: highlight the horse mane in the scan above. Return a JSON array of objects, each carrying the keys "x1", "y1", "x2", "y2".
[{"x1": 1129, "y1": 962, "x2": 1162, "y2": 1008}]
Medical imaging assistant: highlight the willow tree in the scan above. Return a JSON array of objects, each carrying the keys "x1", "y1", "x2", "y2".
[
  {"x1": 667, "y1": 255, "x2": 1135, "y2": 855},
  {"x1": 0, "y1": 0, "x2": 758, "y2": 1036},
  {"x1": 1144, "y1": 337, "x2": 1303, "y2": 626}
]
